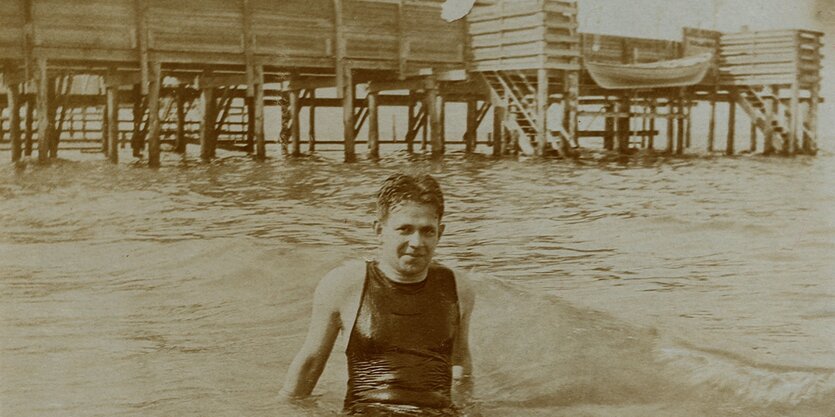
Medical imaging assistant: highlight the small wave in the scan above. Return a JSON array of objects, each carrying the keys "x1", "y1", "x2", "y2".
[{"x1": 657, "y1": 340, "x2": 835, "y2": 406}]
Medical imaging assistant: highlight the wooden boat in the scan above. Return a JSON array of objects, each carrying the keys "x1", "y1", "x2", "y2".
[{"x1": 585, "y1": 53, "x2": 713, "y2": 90}]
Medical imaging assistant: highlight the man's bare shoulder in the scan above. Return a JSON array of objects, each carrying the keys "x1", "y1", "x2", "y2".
[{"x1": 315, "y1": 260, "x2": 367, "y2": 303}]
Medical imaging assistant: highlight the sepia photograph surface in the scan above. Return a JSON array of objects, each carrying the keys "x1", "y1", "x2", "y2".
[{"x1": 1, "y1": 1, "x2": 833, "y2": 416}]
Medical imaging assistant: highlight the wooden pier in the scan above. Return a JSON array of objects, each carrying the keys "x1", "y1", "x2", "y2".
[{"x1": 0, "y1": 0, "x2": 824, "y2": 165}]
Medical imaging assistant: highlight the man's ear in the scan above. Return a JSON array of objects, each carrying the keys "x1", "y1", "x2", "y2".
[{"x1": 438, "y1": 223, "x2": 446, "y2": 240}]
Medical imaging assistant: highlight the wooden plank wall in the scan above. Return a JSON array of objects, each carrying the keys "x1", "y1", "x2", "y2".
[
  {"x1": 343, "y1": 0, "x2": 399, "y2": 63},
  {"x1": 796, "y1": 30, "x2": 823, "y2": 90},
  {"x1": 253, "y1": 0, "x2": 334, "y2": 64},
  {"x1": 683, "y1": 27, "x2": 721, "y2": 56},
  {"x1": 30, "y1": 0, "x2": 136, "y2": 61},
  {"x1": 683, "y1": 27, "x2": 721, "y2": 84},
  {"x1": 0, "y1": 0, "x2": 464, "y2": 71},
  {"x1": 468, "y1": 0, "x2": 579, "y2": 71},
  {"x1": 0, "y1": 1, "x2": 23, "y2": 60},
  {"x1": 149, "y1": 0, "x2": 242, "y2": 56},
  {"x1": 718, "y1": 29, "x2": 818, "y2": 87},
  {"x1": 403, "y1": 0, "x2": 464, "y2": 71},
  {"x1": 543, "y1": 0, "x2": 580, "y2": 70},
  {"x1": 469, "y1": 0, "x2": 546, "y2": 71}
]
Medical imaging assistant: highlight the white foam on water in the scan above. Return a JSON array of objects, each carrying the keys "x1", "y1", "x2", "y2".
[{"x1": 657, "y1": 342, "x2": 835, "y2": 407}]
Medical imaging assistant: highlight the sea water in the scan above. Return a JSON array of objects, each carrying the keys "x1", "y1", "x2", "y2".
[{"x1": 1, "y1": 144, "x2": 832, "y2": 416}]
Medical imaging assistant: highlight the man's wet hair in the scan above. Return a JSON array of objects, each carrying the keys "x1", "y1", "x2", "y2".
[{"x1": 376, "y1": 173, "x2": 445, "y2": 222}]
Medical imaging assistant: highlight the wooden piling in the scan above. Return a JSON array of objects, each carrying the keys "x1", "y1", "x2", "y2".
[
  {"x1": 726, "y1": 89, "x2": 736, "y2": 156},
  {"x1": 253, "y1": 65, "x2": 266, "y2": 160},
  {"x1": 603, "y1": 101, "x2": 614, "y2": 151},
  {"x1": 147, "y1": 62, "x2": 162, "y2": 167},
  {"x1": 421, "y1": 96, "x2": 429, "y2": 151},
  {"x1": 804, "y1": 82, "x2": 819, "y2": 155},
  {"x1": 100, "y1": 93, "x2": 109, "y2": 155},
  {"x1": 175, "y1": 84, "x2": 186, "y2": 154},
  {"x1": 492, "y1": 105, "x2": 504, "y2": 156},
  {"x1": 106, "y1": 83, "x2": 119, "y2": 163},
  {"x1": 465, "y1": 99, "x2": 477, "y2": 153},
  {"x1": 199, "y1": 85, "x2": 215, "y2": 161},
  {"x1": 707, "y1": 86, "x2": 717, "y2": 152},
  {"x1": 666, "y1": 97, "x2": 674, "y2": 154},
  {"x1": 684, "y1": 97, "x2": 692, "y2": 149},
  {"x1": 749, "y1": 120, "x2": 757, "y2": 153},
  {"x1": 24, "y1": 95, "x2": 34, "y2": 156},
  {"x1": 675, "y1": 93, "x2": 685, "y2": 155},
  {"x1": 421, "y1": 117, "x2": 428, "y2": 151},
  {"x1": 406, "y1": 92, "x2": 415, "y2": 153},
  {"x1": 425, "y1": 80, "x2": 441, "y2": 156},
  {"x1": 616, "y1": 95, "x2": 630, "y2": 153},
  {"x1": 368, "y1": 92, "x2": 380, "y2": 159},
  {"x1": 787, "y1": 80, "x2": 800, "y2": 155},
  {"x1": 308, "y1": 89, "x2": 316, "y2": 152},
  {"x1": 135, "y1": 0, "x2": 150, "y2": 95},
  {"x1": 131, "y1": 84, "x2": 143, "y2": 156},
  {"x1": 788, "y1": 32, "x2": 801, "y2": 155},
  {"x1": 341, "y1": 67, "x2": 355, "y2": 162},
  {"x1": 36, "y1": 58, "x2": 49, "y2": 163},
  {"x1": 290, "y1": 89, "x2": 301, "y2": 156},
  {"x1": 245, "y1": 96, "x2": 255, "y2": 153},
  {"x1": 3, "y1": 80, "x2": 20, "y2": 162},
  {"x1": 647, "y1": 99, "x2": 656, "y2": 150},
  {"x1": 536, "y1": 68, "x2": 548, "y2": 156},
  {"x1": 438, "y1": 94, "x2": 446, "y2": 155},
  {"x1": 7, "y1": 82, "x2": 21, "y2": 162},
  {"x1": 55, "y1": 77, "x2": 70, "y2": 148},
  {"x1": 242, "y1": 0, "x2": 256, "y2": 98},
  {"x1": 640, "y1": 105, "x2": 648, "y2": 148},
  {"x1": 564, "y1": 71, "x2": 580, "y2": 151},
  {"x1": 764, "y1": 86, "x2": 778, "y2": 155},
  {"x1": 47, "y1": 75, "x2": 58, "y2": 158}
]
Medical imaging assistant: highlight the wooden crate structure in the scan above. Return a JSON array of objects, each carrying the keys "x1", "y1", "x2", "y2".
[
  {"x1": 468, "y1": 0, "x2": 580, "y2": 71},
  {"x1": 718, "y1": 29, "x2": 823, "y2": 88}
]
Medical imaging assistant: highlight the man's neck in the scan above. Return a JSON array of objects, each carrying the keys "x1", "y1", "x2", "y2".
[{"x1": 375, "y1": 262, "x2": 428, "y2": 284}]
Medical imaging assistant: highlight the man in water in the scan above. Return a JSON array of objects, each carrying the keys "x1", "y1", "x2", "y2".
[{"x1": 279, "y1": 173, "x2": 475, "y2": 416}]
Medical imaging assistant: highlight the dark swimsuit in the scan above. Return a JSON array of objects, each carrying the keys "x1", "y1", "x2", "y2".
[{"x1": 344, "y1": 261, "x2": 460, "y2": 416}]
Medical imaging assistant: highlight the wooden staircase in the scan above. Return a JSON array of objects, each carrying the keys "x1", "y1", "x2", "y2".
[
  {"x1": 735, "y1": 86, "x2": 789, "y2": 151},
  {"x1": 480, "y1": 71, "x2": 571, "y2": 155}
]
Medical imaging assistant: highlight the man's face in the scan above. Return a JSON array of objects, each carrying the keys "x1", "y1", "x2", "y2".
[{"x1": 374, "y1": 201, "x2": 445, "y2": 280}]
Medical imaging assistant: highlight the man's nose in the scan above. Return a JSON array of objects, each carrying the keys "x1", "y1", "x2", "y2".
[{"x1": 407, "y1": 231, "x2": 423, "y2": 246}]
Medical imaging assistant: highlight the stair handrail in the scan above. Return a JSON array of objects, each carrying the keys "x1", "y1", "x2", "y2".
[
  {"x1": 497, "y1": 71, "x2": 527, "y2": 99},
  {"x1": 735, "y1": 91, "x2": 769, "y2": 132},
  {"x1": 492, "y1": 73, "x2": 539, "y2": 130},
  {"x1": 510, "y1": 70, "x2": 537, "y2": 96}
]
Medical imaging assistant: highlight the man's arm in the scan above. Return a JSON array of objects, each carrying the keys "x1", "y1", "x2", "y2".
[
  {"x1": 452, "y1": 270, "x2": 476, "y2": 404},
  {"x1": 279, "y1": 270, "x2": 343, "y2": 399}
]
